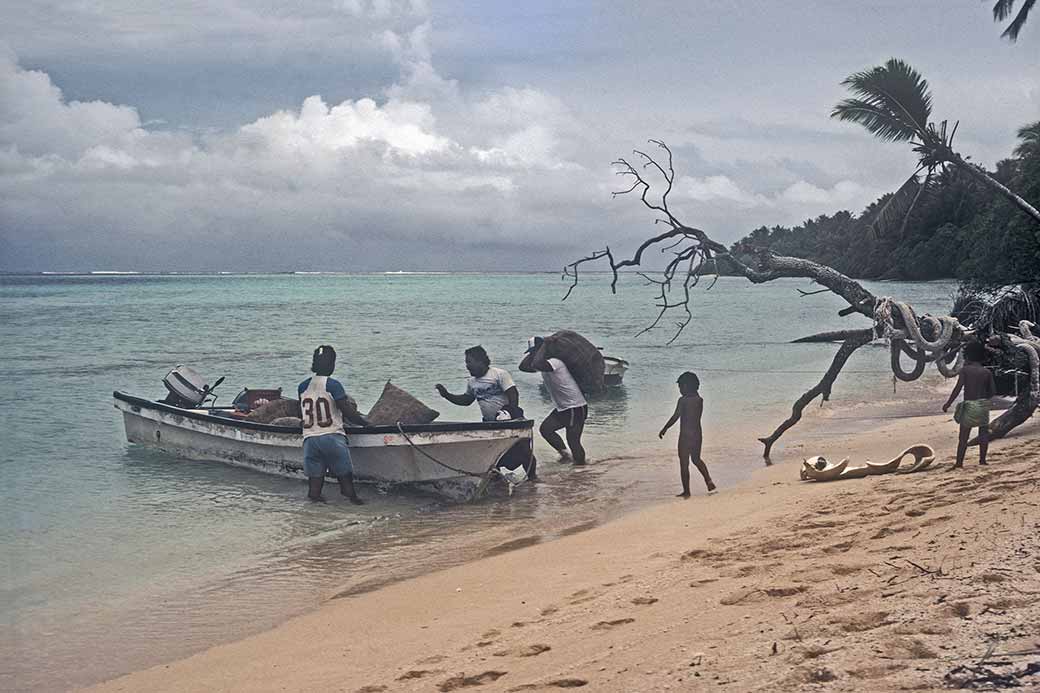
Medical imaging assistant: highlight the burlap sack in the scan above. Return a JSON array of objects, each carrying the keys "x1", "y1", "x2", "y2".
[
  {"x1": 246, "y1": 398, "x2": 301, "y2": 423},
  {"x1": 366, "y1": 382, "x2": 440, "y2": 425},
  {"x1": 544, "y1": 330, "x2": 605, "y2": 395},
  {"x1": 269, "y1": 416, "x2": 303, "y2": 427}
]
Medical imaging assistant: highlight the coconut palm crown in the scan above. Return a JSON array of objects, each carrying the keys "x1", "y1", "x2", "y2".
[{"x1": 832, "y1": 58, "x2": 1040, "y2": 228}]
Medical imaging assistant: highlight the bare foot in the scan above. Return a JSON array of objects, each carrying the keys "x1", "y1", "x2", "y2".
[
  {"x1": 349, "y1": 496, "x2": 365, "y2": 505},
  {"x1": 979, "y1": 461, "x2": 988, "y2": 466},
  {"x1": 308, "y1": 495, "x2": 327, "y2": 503},
  {"x1": 557, "y1": 450, "x2": 572, "y2": 462},
  {"x1": 706, "y1": 482, "x2": 717, "y2": 493},
  {"x1": 677, "y1": 491, "x2": 691, "y2": 499}
]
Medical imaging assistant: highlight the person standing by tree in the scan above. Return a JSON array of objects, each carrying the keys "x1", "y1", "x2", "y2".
[
  {"x1": 299, "y1": 345, "x2": 370, "y2": 503},
  {"x1": 942, "y1": 341, "x2": 997, "y2": 468},
  {"x1": 519, "y1": 336, "x2": 588, "y2": 465}
]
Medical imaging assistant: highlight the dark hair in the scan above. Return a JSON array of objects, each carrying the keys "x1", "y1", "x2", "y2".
[
  {"x1": 464, "y1": 345, "x2": 490, "y2": 366},
  {"x1": 311, "y1": 345, "x2": 337, "y2": 376},
  {"x1": 964, "y1": 341, "x2": 987, "y2": 363},
  {"x1": 677, "y1": 371, "x2": 699, "y2": 391}
]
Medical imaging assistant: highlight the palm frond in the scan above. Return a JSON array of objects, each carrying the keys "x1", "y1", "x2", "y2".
[
  {"x1": 1014, "y1": 120, "x2": 1040, "y2": 158},
  {"x1": 832, "y1": 59, "x2": 932, "y2": 142},
  {"x1": 992, "y1": 0, "x2": 1036, "y2": 41},
  {"x1": 832, "y1": 98, "x2": 919, "y2": 142},
  {"x1": 1004, "y1": 0, "x2": 1036, "y2": 40},
  {"x1": 993, "y1": 0, "x2": 1017, "y2": 20},
  {"x1": 865, "y1": 168, "x2": 929, "y2": 238}
]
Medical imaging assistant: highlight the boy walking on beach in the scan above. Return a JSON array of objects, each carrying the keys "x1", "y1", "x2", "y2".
[
  {"x1": 299, "y1": 345, "x2": 371, "y2": 503},
  {"x1": 659, "y1": 371, "x2": 716, "y2": 498},
  {"x1": 942, "y1": 341, "x2": 997, "y2": 468}
]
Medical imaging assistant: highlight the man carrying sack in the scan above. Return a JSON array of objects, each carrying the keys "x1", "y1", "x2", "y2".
[{"x1": 520, "y1": 335, "x2": 589, "y2": 465}]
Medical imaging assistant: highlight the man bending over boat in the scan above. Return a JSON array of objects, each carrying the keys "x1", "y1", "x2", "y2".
[
  {"x1": 299, "y1": 345, "x2": 370, "y2": 504},
  {"x1": 436, "y1": 346, "x2": 535, "y2": 479}
]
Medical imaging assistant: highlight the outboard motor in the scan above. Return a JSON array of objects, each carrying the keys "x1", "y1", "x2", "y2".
[{"x1": 162, "y1": 366, "x2": 222, "y2": 408}]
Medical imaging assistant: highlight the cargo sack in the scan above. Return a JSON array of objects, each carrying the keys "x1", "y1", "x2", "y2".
[
  {"x1": 366, "y1": 381, "x2": 440, "y2": 425},
  {"x1": 246, "y1": 398, "x2": 302, "y2": 423},
  {"x1": 544, "y1": 330, "x2": 605, "y2": 395},
  {"x1": 269, "y1": 416, "x2": 303, "y2": 428}
]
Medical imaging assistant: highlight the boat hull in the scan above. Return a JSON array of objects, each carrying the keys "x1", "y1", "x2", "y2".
[{"x1": 114, "y1": 392, "x2": 532, "y2": 499}]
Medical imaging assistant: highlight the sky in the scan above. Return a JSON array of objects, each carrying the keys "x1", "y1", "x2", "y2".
[{"x1": 1, "y1": 1, "x2": 1037, "y2": 272}]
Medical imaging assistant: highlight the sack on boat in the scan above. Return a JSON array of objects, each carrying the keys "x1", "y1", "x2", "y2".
[
  {"x1": 544, "y1": 330, "x2": 605, "y2": 395},
  {"x1": 269, "y1": 416, "x2": 303, "y2": 427},
  {"x1": 366, "y1": 382, "x2": 440, "y2": 425},
  {"x1": 246, "y1": 398, "x2": 301, "y2": 423}
]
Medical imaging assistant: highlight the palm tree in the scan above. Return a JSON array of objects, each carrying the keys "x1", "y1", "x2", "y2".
[
  {"x1": 832, "y1": 58, "x2": 1040, "y2": 227},
  {"x1": 991, "y1": 0, "x2": 1035, "y2": 42},
  {"x1": 1013, "y1": 120, "x2": 1040, "y2": 159}
]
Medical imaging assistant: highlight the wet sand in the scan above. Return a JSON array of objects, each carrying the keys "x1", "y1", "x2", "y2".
[{"x1": 87, "y1": 404, "x2": 1040, "y2": 692}]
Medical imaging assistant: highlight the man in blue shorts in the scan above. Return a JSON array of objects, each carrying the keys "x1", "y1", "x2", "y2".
[{"x1": 298, "y1": 345, "x2": 370, "y2": 503}]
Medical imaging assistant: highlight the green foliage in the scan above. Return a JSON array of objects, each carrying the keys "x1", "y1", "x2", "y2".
[{"x1": 729, "y1": 120, "x2": 1040, "y2": 285}]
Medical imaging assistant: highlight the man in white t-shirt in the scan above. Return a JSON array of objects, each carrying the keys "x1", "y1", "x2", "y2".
[
  {"x1": 435, "y1": 345, "x2": 521, "y2": 421},
  {"x1": 519, "y1": 336, "x2": 588, "y2": 465},
  {"x1": 436, "y1": 346, "x2": 536, "y2": 479}
]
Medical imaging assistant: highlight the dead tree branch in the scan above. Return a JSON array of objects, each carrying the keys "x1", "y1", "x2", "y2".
[
  {"x1": 564, "y1": 140, "x2": 1026, "y2": 454},
  {"x1": 758, "y1": 329, "x2": 874, "y2": 459}
]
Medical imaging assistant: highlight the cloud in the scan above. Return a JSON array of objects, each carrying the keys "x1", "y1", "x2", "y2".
[
  {"x1": 0, "y1": 46, "x2": 601, "y2": 270},
  {"x1": 0, "y1": 50, "x2": 142, "y2": 160}
]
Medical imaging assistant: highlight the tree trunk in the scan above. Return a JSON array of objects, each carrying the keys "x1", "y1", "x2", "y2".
[
  {"x1": 950, "y1": 151, "x2": 1040, "y2": 225},
  {"x1": 971, "y1": 391, "x2": 1038, "y2": 445}
]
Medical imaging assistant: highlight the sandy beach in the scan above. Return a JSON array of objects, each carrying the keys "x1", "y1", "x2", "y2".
[{"x1": 85, "y1": 403, "x2": 1040, "y2": 693}]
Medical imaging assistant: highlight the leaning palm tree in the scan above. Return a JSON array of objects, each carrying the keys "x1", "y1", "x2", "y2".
[
  {"x1": 991, "y1": 0, "x2": 1035, "y2": 41},
  {"x1": 832, "y1": 58, "x2": 1040, "y2": 228}
]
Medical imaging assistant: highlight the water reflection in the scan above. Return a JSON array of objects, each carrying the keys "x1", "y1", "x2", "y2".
[{"x1": 536, "y1": 382, "x2": 630, "y2": 431}]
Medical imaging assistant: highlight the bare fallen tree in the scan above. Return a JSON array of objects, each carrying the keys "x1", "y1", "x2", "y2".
[{"x1": 564, "y1": 140, "x2": 1037, "y2": 459}]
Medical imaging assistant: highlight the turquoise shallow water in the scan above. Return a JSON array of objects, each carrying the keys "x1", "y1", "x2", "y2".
[{"x1": 0, "y1": 272, "x2": 958, "y2": 691}]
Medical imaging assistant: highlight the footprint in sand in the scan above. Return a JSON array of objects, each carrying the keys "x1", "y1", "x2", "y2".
[
  {"x1": 591, "y1": 618, "x2": 635, "y2": 630},
  {"x1": 507, "y1": 679, "x2": 588, "y2": 690},
  {"x1": 397, "y1": 670, "x2": 444, "y2": 681},
  {"x1": 438, "y1": 671, "x2": 508, "y2": 691},
  {"x1": 821, "y1": 540, "x2": 855, "y2": 554},
  {"x1": 567, "y1": 589, "x2": 599, "y2": 605},
  {"x1": 493, "y1": 643, "x2": 551, "y2": 657},
  {"x1": 830, "y1": 610, "x2": 893, "y2": 632},
  {"x1": 417, "y1": 654, "x2": 448, "y2": 665},
  {"x1": 631, "y1": 596, "x2": 658, "y2": 605},
  {"x1": 356, "y1": 686, "x2": 388, "y2": 693},
  {"x1": 845, "y1": 663, "x2": 907, "y2": 680}
]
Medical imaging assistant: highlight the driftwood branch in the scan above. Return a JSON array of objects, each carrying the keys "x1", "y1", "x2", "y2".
[
  {"x1": 758, "y1": 329, "x2": 874, "y2": 459},
  {"x1": 566, "y1": 140, "x2": 1036, "y2": 453},
  {"x1": 794, "y1": 329, "x2": 876, "y2": 344}
]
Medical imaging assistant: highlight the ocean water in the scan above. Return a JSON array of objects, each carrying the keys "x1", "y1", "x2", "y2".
[{"x1": 0, "y1": 272, "x2": 958, "y2": 691}]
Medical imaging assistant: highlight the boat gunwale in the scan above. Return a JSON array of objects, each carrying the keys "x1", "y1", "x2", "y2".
[{"x1": 113, "y1": 391, "x2": 533, "y2": 436}]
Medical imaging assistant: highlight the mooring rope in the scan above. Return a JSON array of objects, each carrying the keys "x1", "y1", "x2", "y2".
[{"x1": 394, "y1": 422, "x2": 497, "y2": 479}]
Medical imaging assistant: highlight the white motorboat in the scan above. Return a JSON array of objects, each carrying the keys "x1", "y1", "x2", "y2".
[
  {"x1": 113, "y1": 391, "x2": 533, "y2": 500},
  {"x1": 602, "y1": 356, "x2": 629, "y2": 387}
]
